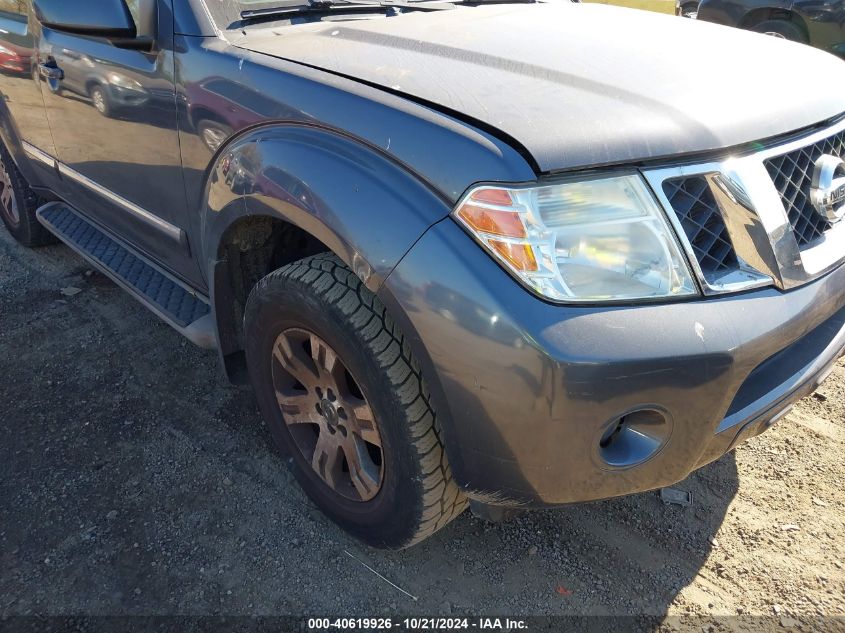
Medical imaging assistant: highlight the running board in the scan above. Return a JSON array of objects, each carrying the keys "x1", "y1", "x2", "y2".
[{"x1": 36, "y1": 202, "x2": 216, "y2": 349}]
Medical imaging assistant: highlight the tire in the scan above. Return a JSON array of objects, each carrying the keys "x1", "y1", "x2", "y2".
[
  {"x1": 0, "y1": 142, "x2": 54, "y2": 247},
  {"x1": 197, "y1": 119, "x2": 232, "y2": 153},
  {"x1": 89, "y1": 85, "x2": 112, "y2": 117},
  {"x1": 751, "y1": 19, "x2": 807, "y2": 43},
  {"x1": 244, "y1": 253, "x2": 467, "y2": 548},
  {"x1": 680, "y1": 1, "x2": 697, "y2": 17}
]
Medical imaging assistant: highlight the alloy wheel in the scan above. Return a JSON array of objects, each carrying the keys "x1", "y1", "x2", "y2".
[
  {"x1": 0, "y1": 155, "x2": 19, "y2": 226},
  {"x1": 271, "y1": 328, "x2": 384, "y2": 502},
  {"x1": 92, "y1": 89, "x2": 107, "y2": 114},
  {"x1": 201, "y1": 125, "x2": 228, "y2": 153}
]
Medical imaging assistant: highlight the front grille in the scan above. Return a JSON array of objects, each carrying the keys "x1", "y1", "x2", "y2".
[
  {"x1": 764, "y1": 129, "x2": 845, "y2": 247},
  {"x1": 646, "y1": 118, "x2": 845, "y2": 293},
  {"x1": 662, "y1": 176, "x2": 739, "y2": 282}
]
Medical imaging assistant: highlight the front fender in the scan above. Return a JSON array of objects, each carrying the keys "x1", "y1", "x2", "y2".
[
  {"x1": 203, "y1": 123, "x2": 453, "y2": 291},
  {"x1": 0, "y1": 94, "x2": 48, "y2": 189}
]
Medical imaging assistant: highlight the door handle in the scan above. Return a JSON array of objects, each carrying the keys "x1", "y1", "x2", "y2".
[{"x1": 38, "y1": 63, "x2": 64, "y2": 81}]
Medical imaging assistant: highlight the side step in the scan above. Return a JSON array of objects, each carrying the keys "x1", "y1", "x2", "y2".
[{"x1": 37, "y1": 202, "x2": 216, "y2": 349}]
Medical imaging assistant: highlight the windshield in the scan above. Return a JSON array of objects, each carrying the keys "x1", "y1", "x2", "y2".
[
  {"x1": 202, "y1": 0, "x2": 512, "y2": 29},
  {"x1": 203, "y1": 0, "x2": 538, "y2": 29},
  {"x1": 202, "y1": 1, "x2": 269, "y2": 28}
]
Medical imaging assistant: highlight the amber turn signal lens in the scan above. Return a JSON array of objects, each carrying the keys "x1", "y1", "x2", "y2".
[
  {"x1": 470, "y1": 188, "x2": 514, "y2": 206},
  {"x1": 457, "y1": 204, "x2": 527, "y2": 238},
  {"x1": 488, "y1": 240, "x2": 538, "y2": 272}
]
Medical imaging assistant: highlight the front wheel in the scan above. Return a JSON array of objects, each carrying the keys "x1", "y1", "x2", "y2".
[
  {"x1": 0, "y1": 143, "x2": 54, "y2": 247},
  {"x1": 244, "y1": 253, "x2": 467, "y2": 548},
  {"x1": 197, "y1": 119, "x2": 232, "y2": 153},
  {"x1": 679, "y1": 1, "x2": 698, "y2": 17},
  {"x1": 89, "y1": 85, "x2": 112, "y2": 117}
]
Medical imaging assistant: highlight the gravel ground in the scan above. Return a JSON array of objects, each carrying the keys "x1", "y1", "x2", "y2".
[{"x1": 0, "y1": 226, "x2": 843, "y2": 629}]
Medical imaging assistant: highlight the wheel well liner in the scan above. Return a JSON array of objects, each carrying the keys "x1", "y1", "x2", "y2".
[{"x1": 213, "y1": 215, "x2": 329, "y2": 382}]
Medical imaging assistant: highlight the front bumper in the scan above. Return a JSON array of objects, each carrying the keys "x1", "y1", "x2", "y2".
[
  {"x1": 107, "y1": 85, "x2": 149, "y2": 108},
  {"x1": 380, "y1": 219, "x2": 845, "y2": 507}
]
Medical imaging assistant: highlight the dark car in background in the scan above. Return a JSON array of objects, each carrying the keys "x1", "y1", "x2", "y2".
[{"x1": 697, "y1": 0, "x2": 845, "y2": 57}]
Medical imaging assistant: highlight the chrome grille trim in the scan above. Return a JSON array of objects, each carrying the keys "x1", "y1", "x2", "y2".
[{"x1": 643, "y1": 116, "x2": 845, "y2": 295}]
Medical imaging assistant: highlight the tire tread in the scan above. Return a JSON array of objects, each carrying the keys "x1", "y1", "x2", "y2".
[
  {"x1": 0, "y1": 142, "x2": 54, "y2": 247},
  {"x1": 252, "y1": 253, "x2": 467, "y2": 547}
]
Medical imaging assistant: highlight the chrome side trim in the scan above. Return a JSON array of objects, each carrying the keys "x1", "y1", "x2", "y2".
[
  {"x1": 22, "y1": 141, "x2": 185, "y2": 246},
  {"x1": 643, "y1": 116, "x2": 845, "y2": 295},
  {"x1": 56, "y1": 163, "x2": 185, "y2": 245},
  {"x1": 22, "y1": 141, "x2": 55, "y2": 168}
]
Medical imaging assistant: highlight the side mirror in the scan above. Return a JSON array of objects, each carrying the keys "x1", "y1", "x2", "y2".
[
  {"x1": 33, "y1": 0, "x2": 137, "y2": 38},
  {"x1": 33, "y1": 0, "x2": 157, "y2": 48}
]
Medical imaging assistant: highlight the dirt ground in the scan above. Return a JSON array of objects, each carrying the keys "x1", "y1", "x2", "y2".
[{"x1": 0, "y1": 226, "x2": 843, "y2": 630}]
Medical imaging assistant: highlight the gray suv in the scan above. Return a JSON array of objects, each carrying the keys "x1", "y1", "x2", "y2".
[{"x1": 1, "y1": 0, "x2": 844, "y2": 548}]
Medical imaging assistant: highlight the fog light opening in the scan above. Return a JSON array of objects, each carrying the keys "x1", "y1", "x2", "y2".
[{"x1": 597, "y1": 408, "x2": 672, "y2": 469}]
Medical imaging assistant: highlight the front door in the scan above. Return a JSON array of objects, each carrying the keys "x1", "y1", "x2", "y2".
[
  {"x1": 0, "y1": 0, "x2": 58, "y2": 187},
  {"x1": 36, "y1": 0, "x2": 203, "y2": 287}
]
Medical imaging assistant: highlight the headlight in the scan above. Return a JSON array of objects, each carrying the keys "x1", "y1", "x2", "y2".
[
  {"x1": 107, "y1": 73, "x2": 144, "y2": 91},
  {"x1": 453, "y1": 175, "x2": 698, "y2": 302}
]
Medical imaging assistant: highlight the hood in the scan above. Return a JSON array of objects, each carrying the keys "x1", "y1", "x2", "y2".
[{"x1": 238, "y1": 3, "x2": 845, "y2": 172}]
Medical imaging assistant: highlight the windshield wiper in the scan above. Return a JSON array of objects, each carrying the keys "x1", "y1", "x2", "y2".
[
  {"x1": 238, "y1": 0, "x2": 537, "y2": 23},
  {"x1": 240, "y1": 0, "x2": 453, "y2": 21}
]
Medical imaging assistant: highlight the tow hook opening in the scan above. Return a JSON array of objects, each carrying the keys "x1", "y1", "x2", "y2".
[{"x1": 597, "y1": 408, "x2": 672, "y2": 469}]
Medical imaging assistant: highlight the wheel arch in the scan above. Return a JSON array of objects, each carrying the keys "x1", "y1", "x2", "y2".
[
  {"x1": 0, "y1": 97, "x2": 25, "y2": 168},
  {"x1": 85, "y1": 78, "x2": 104, "y2": 94},
  {"x1": 201, "y1": 122, "x2": 453, "y2": 382},
  {"x1": 0, "y1": 97, "x2": 54, "y2": 191},
  {"x1": 739, "y1": 6, "x2": 809, "y2": 38},
  {"x1": 188, "y1": 105, "x2": 228, "y2": 132}
]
